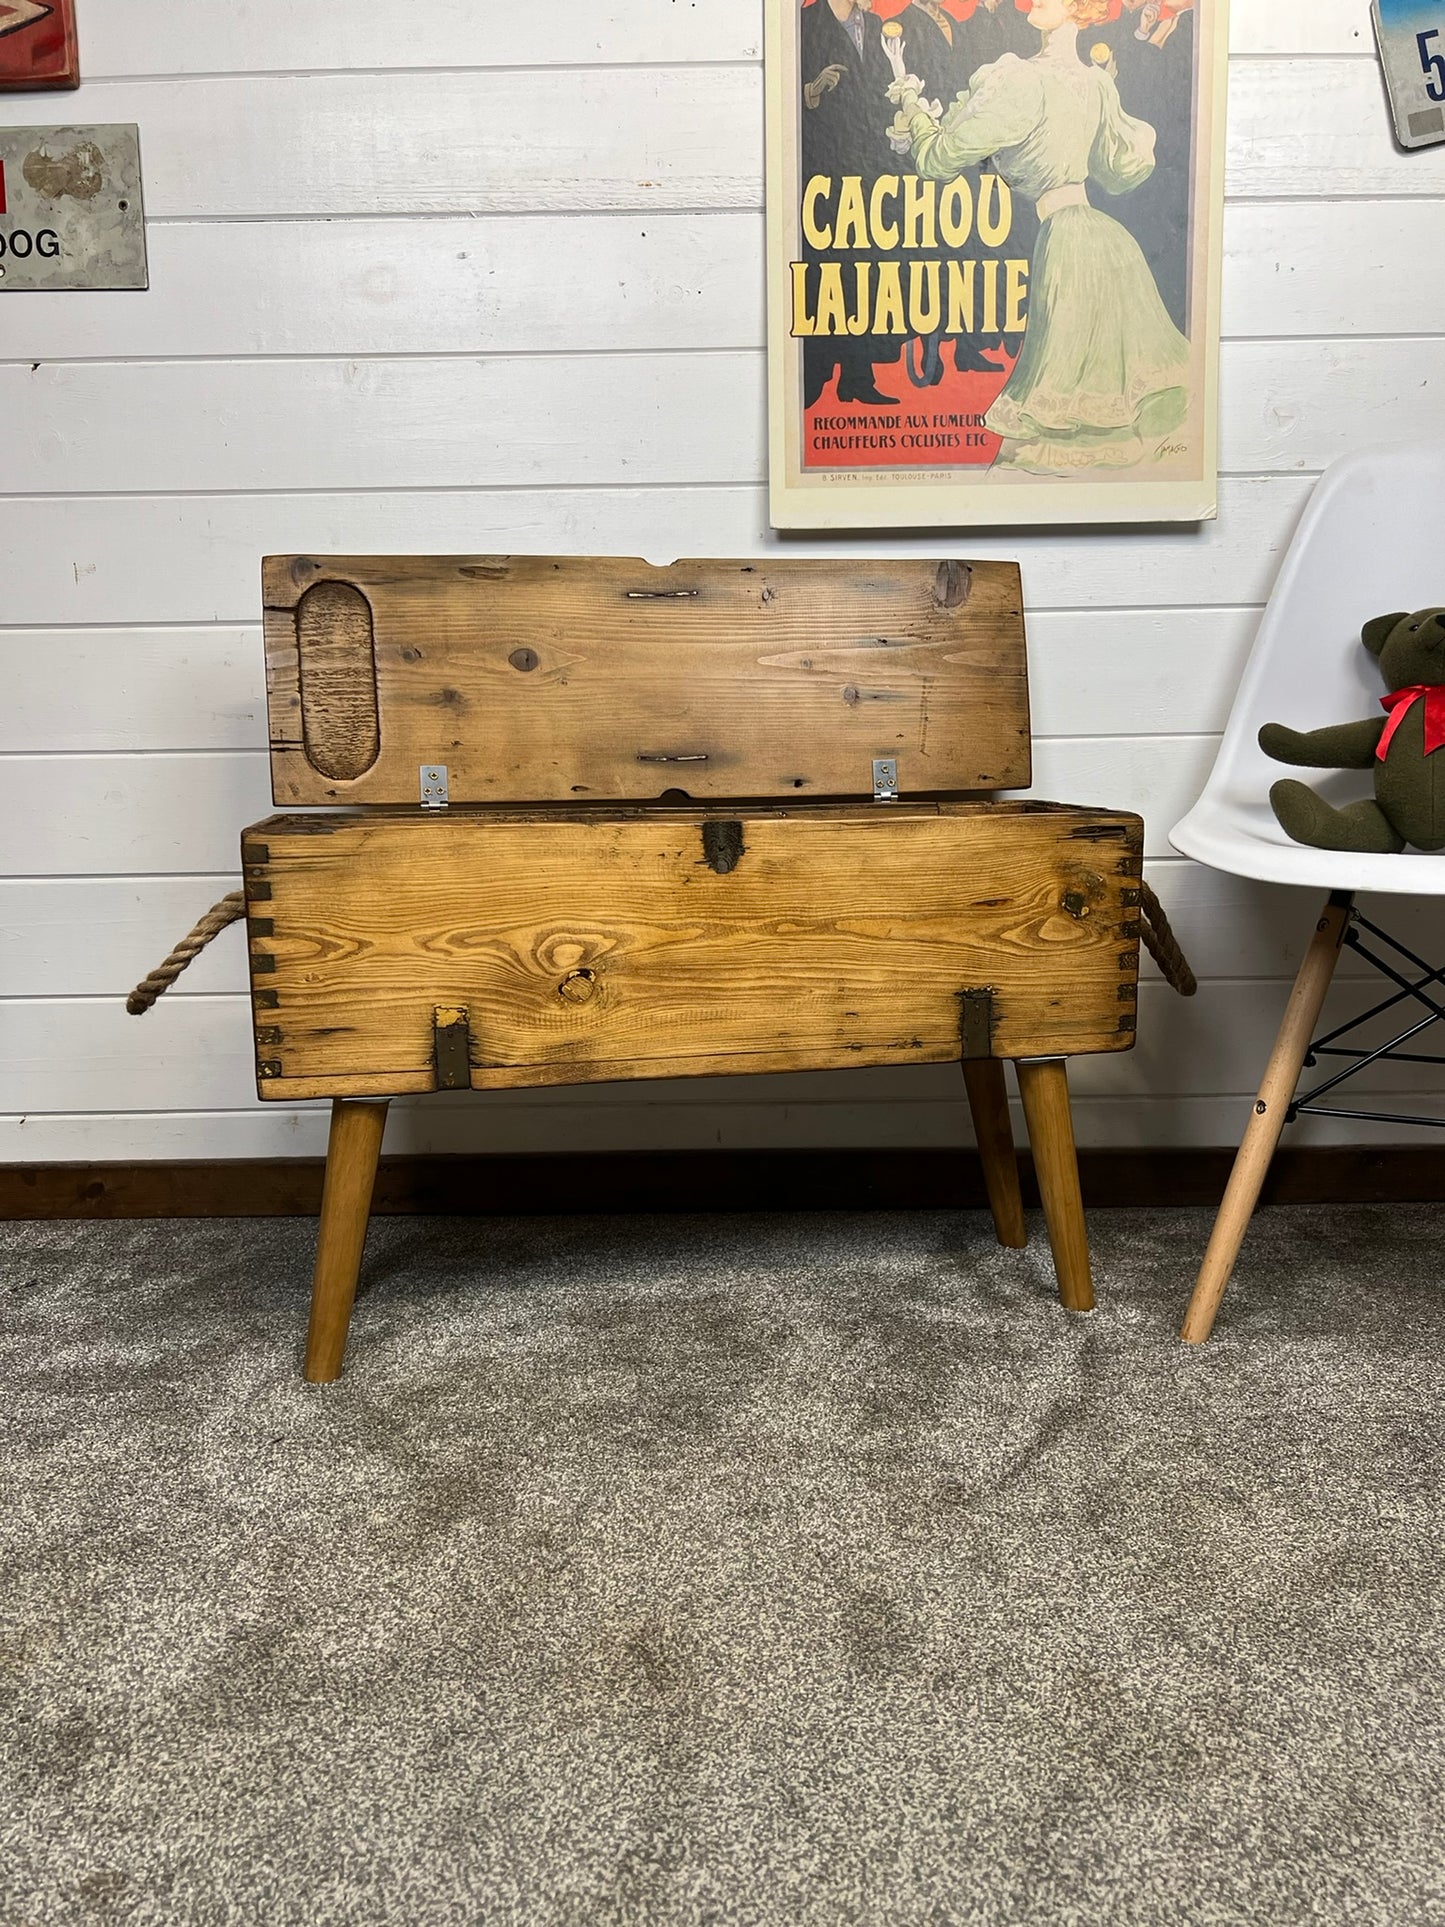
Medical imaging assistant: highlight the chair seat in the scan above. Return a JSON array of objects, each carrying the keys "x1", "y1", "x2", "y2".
[
  {"x1": 1171, "y1": 793, "x2": 1445, "y2": 896},
  {"x1": 1170, "y1": 440, "x2": 1445, "y2": 901}
]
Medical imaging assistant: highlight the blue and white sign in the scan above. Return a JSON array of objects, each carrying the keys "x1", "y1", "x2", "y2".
[{"x1": 1373, "y1": 0, "x2": 1445, "y2": 149}]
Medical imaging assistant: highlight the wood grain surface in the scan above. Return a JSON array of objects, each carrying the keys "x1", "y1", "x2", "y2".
[
  {"x1": 243, "y1": 802, "x2": 1142, "y2": 1099},
  {"x1": 264, "y1": 554, "x2": 1030, "y2": 806}
]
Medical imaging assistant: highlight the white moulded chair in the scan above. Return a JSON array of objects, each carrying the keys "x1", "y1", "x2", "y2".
[{"x1": 1171, "y1": 443, "x2": 1445, "y2": 1341}]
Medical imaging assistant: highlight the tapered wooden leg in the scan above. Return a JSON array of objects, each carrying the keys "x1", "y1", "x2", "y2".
[
  {"x1": 962, "y1": 1057, "x2": 1028, "y2": 1249},
  {"x1": 304, "y1": 1098, "x2": 389, "y2": 1383},
  {"x1": 1016, "y1": 1057, "x2": 1093, "y2": 1312},
  {"x1": 1181, "y1": 892, "x2": 1352, "y2": 1344}
]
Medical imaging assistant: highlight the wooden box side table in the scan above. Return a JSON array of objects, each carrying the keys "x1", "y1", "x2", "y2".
[{"x1": 244, "y1": 555, "x2": 1143, "y2": 1380}]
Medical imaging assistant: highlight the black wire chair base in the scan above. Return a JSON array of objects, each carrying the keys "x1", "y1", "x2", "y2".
[{"x1": 1289, "y1": 902, "x2": 1445, "y2": 1132}]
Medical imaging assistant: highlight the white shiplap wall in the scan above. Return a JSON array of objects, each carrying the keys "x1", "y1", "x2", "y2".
[{"x1": 4, "y1": 0, "x2": 1442, "y2": 1163}]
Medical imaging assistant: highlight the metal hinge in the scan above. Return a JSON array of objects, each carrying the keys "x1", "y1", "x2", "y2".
[
  {"x1": 433, "y1": 1006, "x2": 471, "y2": 1089},
  {"x1": 420, "y1": 764, "x2": 449, "y2": 809},
  {"x1": 873, "y1": 757, "x2": 899, "y2": 801},
  {"x1": 957, "y1": 988, "x2": 996, "y2": 1060}
]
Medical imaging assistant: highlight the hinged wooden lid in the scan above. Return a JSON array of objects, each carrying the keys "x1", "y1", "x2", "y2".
[{"x1": 263, "y1": 554, "x2": 1030, "y2": 806}]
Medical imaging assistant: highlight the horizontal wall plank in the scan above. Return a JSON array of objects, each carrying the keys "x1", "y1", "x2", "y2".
[
  {"x1": 0, "y1": 477, "x2": 1314, "y2": 627},
  {"x1": 2, "y1": 70, "x2": 763, "y2": 218},
  {"x1": 1133, "y1": 867, "x2": 1445, "y2": 988},
  {"x1": 78, "y1": 0, "x2": 763, "y2": 75},
  {"x1": 3, "y1": 982, "x2": 1443, "y2": 1120},
  {"x1": 0, "y1": 737, "x2": 1211, "y2": 875},
  {"x1": 1230, "y1": 1, "x2": 1367, "y2": 56},
  {"x1": 1224, "y1": 59, "x2": 1442, "y2": 201},
  {"x1": 69, "y1": 0, "x2": 1365, "y2": 78},
  {"x1": 1224, "y1": 201, "x2": 1445, "y2": 341},
  {"x1": 0, "y1": 62, "x2": 1416, "y2": 220},
  {"x1": 5, "y1": 200, "x2": 1429, "y2": 365},
  {"x1": 0, "y1": 754, "x2": 272, "y2": 877},
  {"x1": 0, "y1": 608, "x2": 1257, "y2": 754},
  {"x1": 5, "y1": 342, "x2": 1429, "y2": 495},
  {"x1": 9, "y1": 864, "x2": 1434, "y2": 1003},
  {"x1": 2, "y1": 353, "x2": 763, "y2": 495},
  {"x1": 0, "y1": 630, "x2": 263, "y2": 753},
  {"x1": 6, "y1": 215, "x2": 766, "y2": 363},
  {"x1": 6, "y1": 1095, "x2": 1445, "y2": 1164},
  {"x1": 0, "y1": 877, "x2": 247, "y2": 1001},
  {"x1": 1222, "y1": 339, "x2": 1445, "y2": 476},
  {"x1": 1027, "y1": 611, "x2": 1256, "y2": 739}
]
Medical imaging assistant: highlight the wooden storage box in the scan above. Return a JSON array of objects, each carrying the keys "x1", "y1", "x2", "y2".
[
  {"x1": 245, "y1": 802, "x2": 1141, "y2": 1099},
  {"x1": 236, "y1": 553, "x2": 1144, "y2": 1379}
]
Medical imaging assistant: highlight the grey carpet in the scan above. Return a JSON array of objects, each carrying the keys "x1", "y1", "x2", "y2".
[{"x1": 3, "y1": 1204, "x2": 1445, "y2": 1927}]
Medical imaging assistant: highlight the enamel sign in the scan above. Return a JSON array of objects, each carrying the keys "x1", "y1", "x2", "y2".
[
  {"x1": 0, "y1": 124, "x2": 147, "y2": 290},
  {"x1": 1373, "y1": 0, "x2": 1445, "y2": 149}
]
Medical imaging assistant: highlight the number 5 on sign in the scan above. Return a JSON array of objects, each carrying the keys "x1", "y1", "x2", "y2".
[{"x1": 1374, "y1": 0, "x2": 1445, "y2": 149}]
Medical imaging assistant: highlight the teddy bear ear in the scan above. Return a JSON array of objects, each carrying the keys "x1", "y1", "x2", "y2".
[{"x1": 1361, "y1": 612, "x2": 1408, "y2": 657}]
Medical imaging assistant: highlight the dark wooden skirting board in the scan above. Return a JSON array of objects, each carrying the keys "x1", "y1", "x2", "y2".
[{"x1": 3, "y1": 1148, "x2": 1443, "y2": 1220}]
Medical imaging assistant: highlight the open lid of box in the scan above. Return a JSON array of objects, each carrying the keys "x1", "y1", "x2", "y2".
[{"x1": 263, "y1": 554, "x2": 1030, "y2": 807}]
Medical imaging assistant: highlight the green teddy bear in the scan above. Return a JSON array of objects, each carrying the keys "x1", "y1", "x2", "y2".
[{"x1": 1259, "y1": 608, "x2": 1445, "y2": 854}]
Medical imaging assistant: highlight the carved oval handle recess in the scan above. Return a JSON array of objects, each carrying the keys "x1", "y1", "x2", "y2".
[{"x1": 295, "y1": 579, "x2": 381, "y2": 782}]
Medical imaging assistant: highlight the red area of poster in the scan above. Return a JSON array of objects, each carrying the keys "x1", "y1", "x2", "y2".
[{"x1": 805, "y1": 340, "x2": 1016, "y2": 470}]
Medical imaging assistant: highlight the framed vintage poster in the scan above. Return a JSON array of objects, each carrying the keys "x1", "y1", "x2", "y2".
[{"x1": 766, "y1": 0, "x2": 1229, "y2": 528}]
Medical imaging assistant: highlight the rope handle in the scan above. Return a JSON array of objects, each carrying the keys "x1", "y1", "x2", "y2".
[
  {"x1": 126, "y1": 891, "x2": 246, "y2": 1015},
  {"x1": 1139, "y1": 880, "x2": 1197, "y2": 998}
]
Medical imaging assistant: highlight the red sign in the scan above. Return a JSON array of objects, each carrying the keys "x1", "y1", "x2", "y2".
[{"x1": 0, "y1": 0, "x2": 79, "y2": 91}]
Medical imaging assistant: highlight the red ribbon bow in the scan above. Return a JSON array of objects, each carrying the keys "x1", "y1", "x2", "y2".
[{"x1": 1378, "y1": 684, "x2": 1445, "y2": 760}]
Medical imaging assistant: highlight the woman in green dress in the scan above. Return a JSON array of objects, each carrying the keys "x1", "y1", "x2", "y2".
[{"x1": 881, "y1": 0, "x2": 1190, "y2": 474}]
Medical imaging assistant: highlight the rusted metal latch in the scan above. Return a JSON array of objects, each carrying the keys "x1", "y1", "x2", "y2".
[
  {"x1": 433, "y1": 1006, "x2": 471, "y2": 1089},
  {"x1": 957, "y1": 988, "x2": 995, "y2": 1060},
  {"x1": 701, "y1": 821, "x2": 745, "y2": 874}
]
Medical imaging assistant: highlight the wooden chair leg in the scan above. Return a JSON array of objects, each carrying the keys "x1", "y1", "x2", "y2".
[
  {"x1": 962, "y1": 1057, "x2": 1028, "y2": 1249},
  {"x1": 304, "y1": 1098, "x2": 389, "y2": 1383},
  {"x1": 1016, "y1": 1057, "x2": 1093, "y2": 1312},
  {"x1": 1181, "y1": 892, "x2": 1352, "y2": 1345}
]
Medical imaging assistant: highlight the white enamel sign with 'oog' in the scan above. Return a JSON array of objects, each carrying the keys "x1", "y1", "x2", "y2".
[{"x1": 0, "y1": 123, "x2": 147, "y2": 291}]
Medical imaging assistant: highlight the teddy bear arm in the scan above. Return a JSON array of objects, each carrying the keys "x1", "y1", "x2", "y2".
[{"x1": 1258, "y1": 716, "x2": 1384, "y2": 770}]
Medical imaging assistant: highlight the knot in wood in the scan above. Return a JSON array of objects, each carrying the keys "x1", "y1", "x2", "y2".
[
  {"x1": 933, "y1": 560, "x2": 972, "y2": 609},
  {"x1": 558, "y1": 968, "x2": 598, "y2": 1004},
  {"x1": 509, "y1": 647, "x2": 539, "y2": 672}
]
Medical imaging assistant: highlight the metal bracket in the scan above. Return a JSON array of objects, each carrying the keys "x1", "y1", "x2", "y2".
[
  {"x1": 433, "y1": 1006, "x2": 471, "y2": 1090},
  {"x1": 420, "y1": 764, "x2": 449, "y2": 809},
  {"x1": 873, "y1": 757, "x2": 899, "y2": 801},
  {"x1": 957, "y1": 988, "x2": 995, "y2": 1060},
  {"x1": 1288, "y1": 905, "x2": 1445, "y2": 1131}
]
